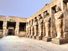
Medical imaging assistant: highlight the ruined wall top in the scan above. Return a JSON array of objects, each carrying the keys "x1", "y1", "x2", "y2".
[{"x1": 0, "y1": 15, "x2": 27, "y2": 22}]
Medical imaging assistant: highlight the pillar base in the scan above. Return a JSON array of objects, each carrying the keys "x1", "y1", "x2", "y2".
[
  {"x1": 26, "y1": 35, "x2": 29, "y2": 38},
  {"x1": 52, "y1": 38, "x2": 67, "y2": 44},
  {"x1": 32, "y1": 36, "x2": 36, "y2": 39},
  {"x1": 29, "y1": 35, "x2": 32, "y2": 38},
  {"x1": 26, "y1": 35, "x2": 29, "y2": 37},
  {"x1": 27, "y1": 36, "x2": 29, "y2": 37},
  {"x1": 28, "y1": 36, "x2": 31, "y2": 38},
  {"x1": 36, "y1": 36, "x2": 42, "y2": 40},
  {"x1": 42, "y1": 37, "x2": 51, "y2": 42},
  {"x1": 26, "y1": 36, "x2": 28, "y2": 37}
]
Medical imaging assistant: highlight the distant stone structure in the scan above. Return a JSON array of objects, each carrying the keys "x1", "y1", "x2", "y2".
[
  {"x1": 0, "y1": 0, "x2": 68, "y2": 44},
  {"x1": 0, "y1": 16, "x2": 26, "y2": 37}
]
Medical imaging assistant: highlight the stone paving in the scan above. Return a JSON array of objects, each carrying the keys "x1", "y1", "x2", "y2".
[{"x1": 0, "y1": 36, "x2": 68, "y2": 51}]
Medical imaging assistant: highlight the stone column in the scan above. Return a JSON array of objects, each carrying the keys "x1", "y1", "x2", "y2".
[
  {"x1": 36, "y1": 23, "x2": 42, "y2": 40},
  {"x1": 15, "y1": 22, "x2": 19, "y2": 36},
  {"x1": 52, "y1": 13, "x2": 64, "y2": 44},
  {"x1": 30, "y1": 27, "x2": 33, "y2": 38},
  {"x1": 43, "y1": 22, "x2": 51, "y2": 41},
  {"x1": 55, "y1": 19, "x2": 62, "y2": 38},
  {"x1": 52, "y1": 18, "x2": 63, "y2": 44},
  {"x1": 27, "y1": 27, "x2": 29, "y2": 37},
  {"x1": 26, "y1": 28, "x2": 28, "y2": 37},
  {"x1": 38, "y1": 24, "x2": 41, "y2": 37},
  {"x1": 29, "y1": 27, "x2": 31, "y2": 38},
  {"x1": 43, "y1": 22, "x2": 45, "y2": 37},
  {"x1": 42, "y1": 18, "x2": 51, "y2": 41},
  {"x1": 3, "y1": 21, "x2": 7, "y2": 36},
  {"x1": 45, "y1": 22, "x2": 49, "y2": 37},
  {"x1": 27, "y1": 27, "x2": 30, "y2": 37},
  {"x1": 33, "y1": 25, "x2": 37, "y2": 39}
]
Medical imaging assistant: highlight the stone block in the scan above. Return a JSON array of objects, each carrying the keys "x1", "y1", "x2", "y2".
[
  {"x1": 29, "y1": 35, "x2": 32, "y2": 38},
  {"x1": 42, "y1": 37, "x2": 51, "y2": 42},
  {"x1": 32, "y1": 36, "x2": 36, "y2": 39},
  {"x1": 36, "y1": 36, "x2": 42, "y2": 40},
  {"x1": 27, "y1": 35, "x2": 29, "y2": 38},
  {"x1": 52, "y1": 38, "x2": 67, "y2": 44}
]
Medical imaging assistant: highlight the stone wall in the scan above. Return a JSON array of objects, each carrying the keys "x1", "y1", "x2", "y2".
[
  {"x1": 0, "y1": 16, "x2": 27, "y2": 37},
  {"x1": 26, "y1": 0, "x2": 68, "y2": 44},
  {"x1": 0, "y1": 0, "x2": 68, "y2": 45}
]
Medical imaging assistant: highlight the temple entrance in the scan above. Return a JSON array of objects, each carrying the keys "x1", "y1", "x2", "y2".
[
  {"x1": 19, "y1": 23, "x2": 26, "y2": 32},
  {"x1": 8, "y1": 27, "x2": 15, "y2": 35},
  {"x1": 7, "y1": 22, "x2": 16, "y2": 35}
]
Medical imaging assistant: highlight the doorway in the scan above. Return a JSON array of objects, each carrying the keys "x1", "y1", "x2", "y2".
[
  {"x1": 7, "y1": 22, "x2": 16, "y2": 35},
  {"x1": 8, "y1": 27, "x2": 15, "y2": 35}
]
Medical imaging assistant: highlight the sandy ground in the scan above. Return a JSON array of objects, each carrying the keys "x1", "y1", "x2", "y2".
[{"x1": 0, "y1": 36, "x2": 68, "y2": 51}]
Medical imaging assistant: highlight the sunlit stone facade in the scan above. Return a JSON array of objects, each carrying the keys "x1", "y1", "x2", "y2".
[
  {"x1": 26, "y1": 0, "x2": 68, "y2": 44},
  {"x1": 0, "y1": 0, "x2": 68, "y2": 44},
  {"x1": 0, "y1": 16, "x2": 26, "y2": 37}
]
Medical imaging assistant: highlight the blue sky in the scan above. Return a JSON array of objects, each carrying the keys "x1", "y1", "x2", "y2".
[{"x1": 0, "y1": 0, "x2": 51, "y2": 18}]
